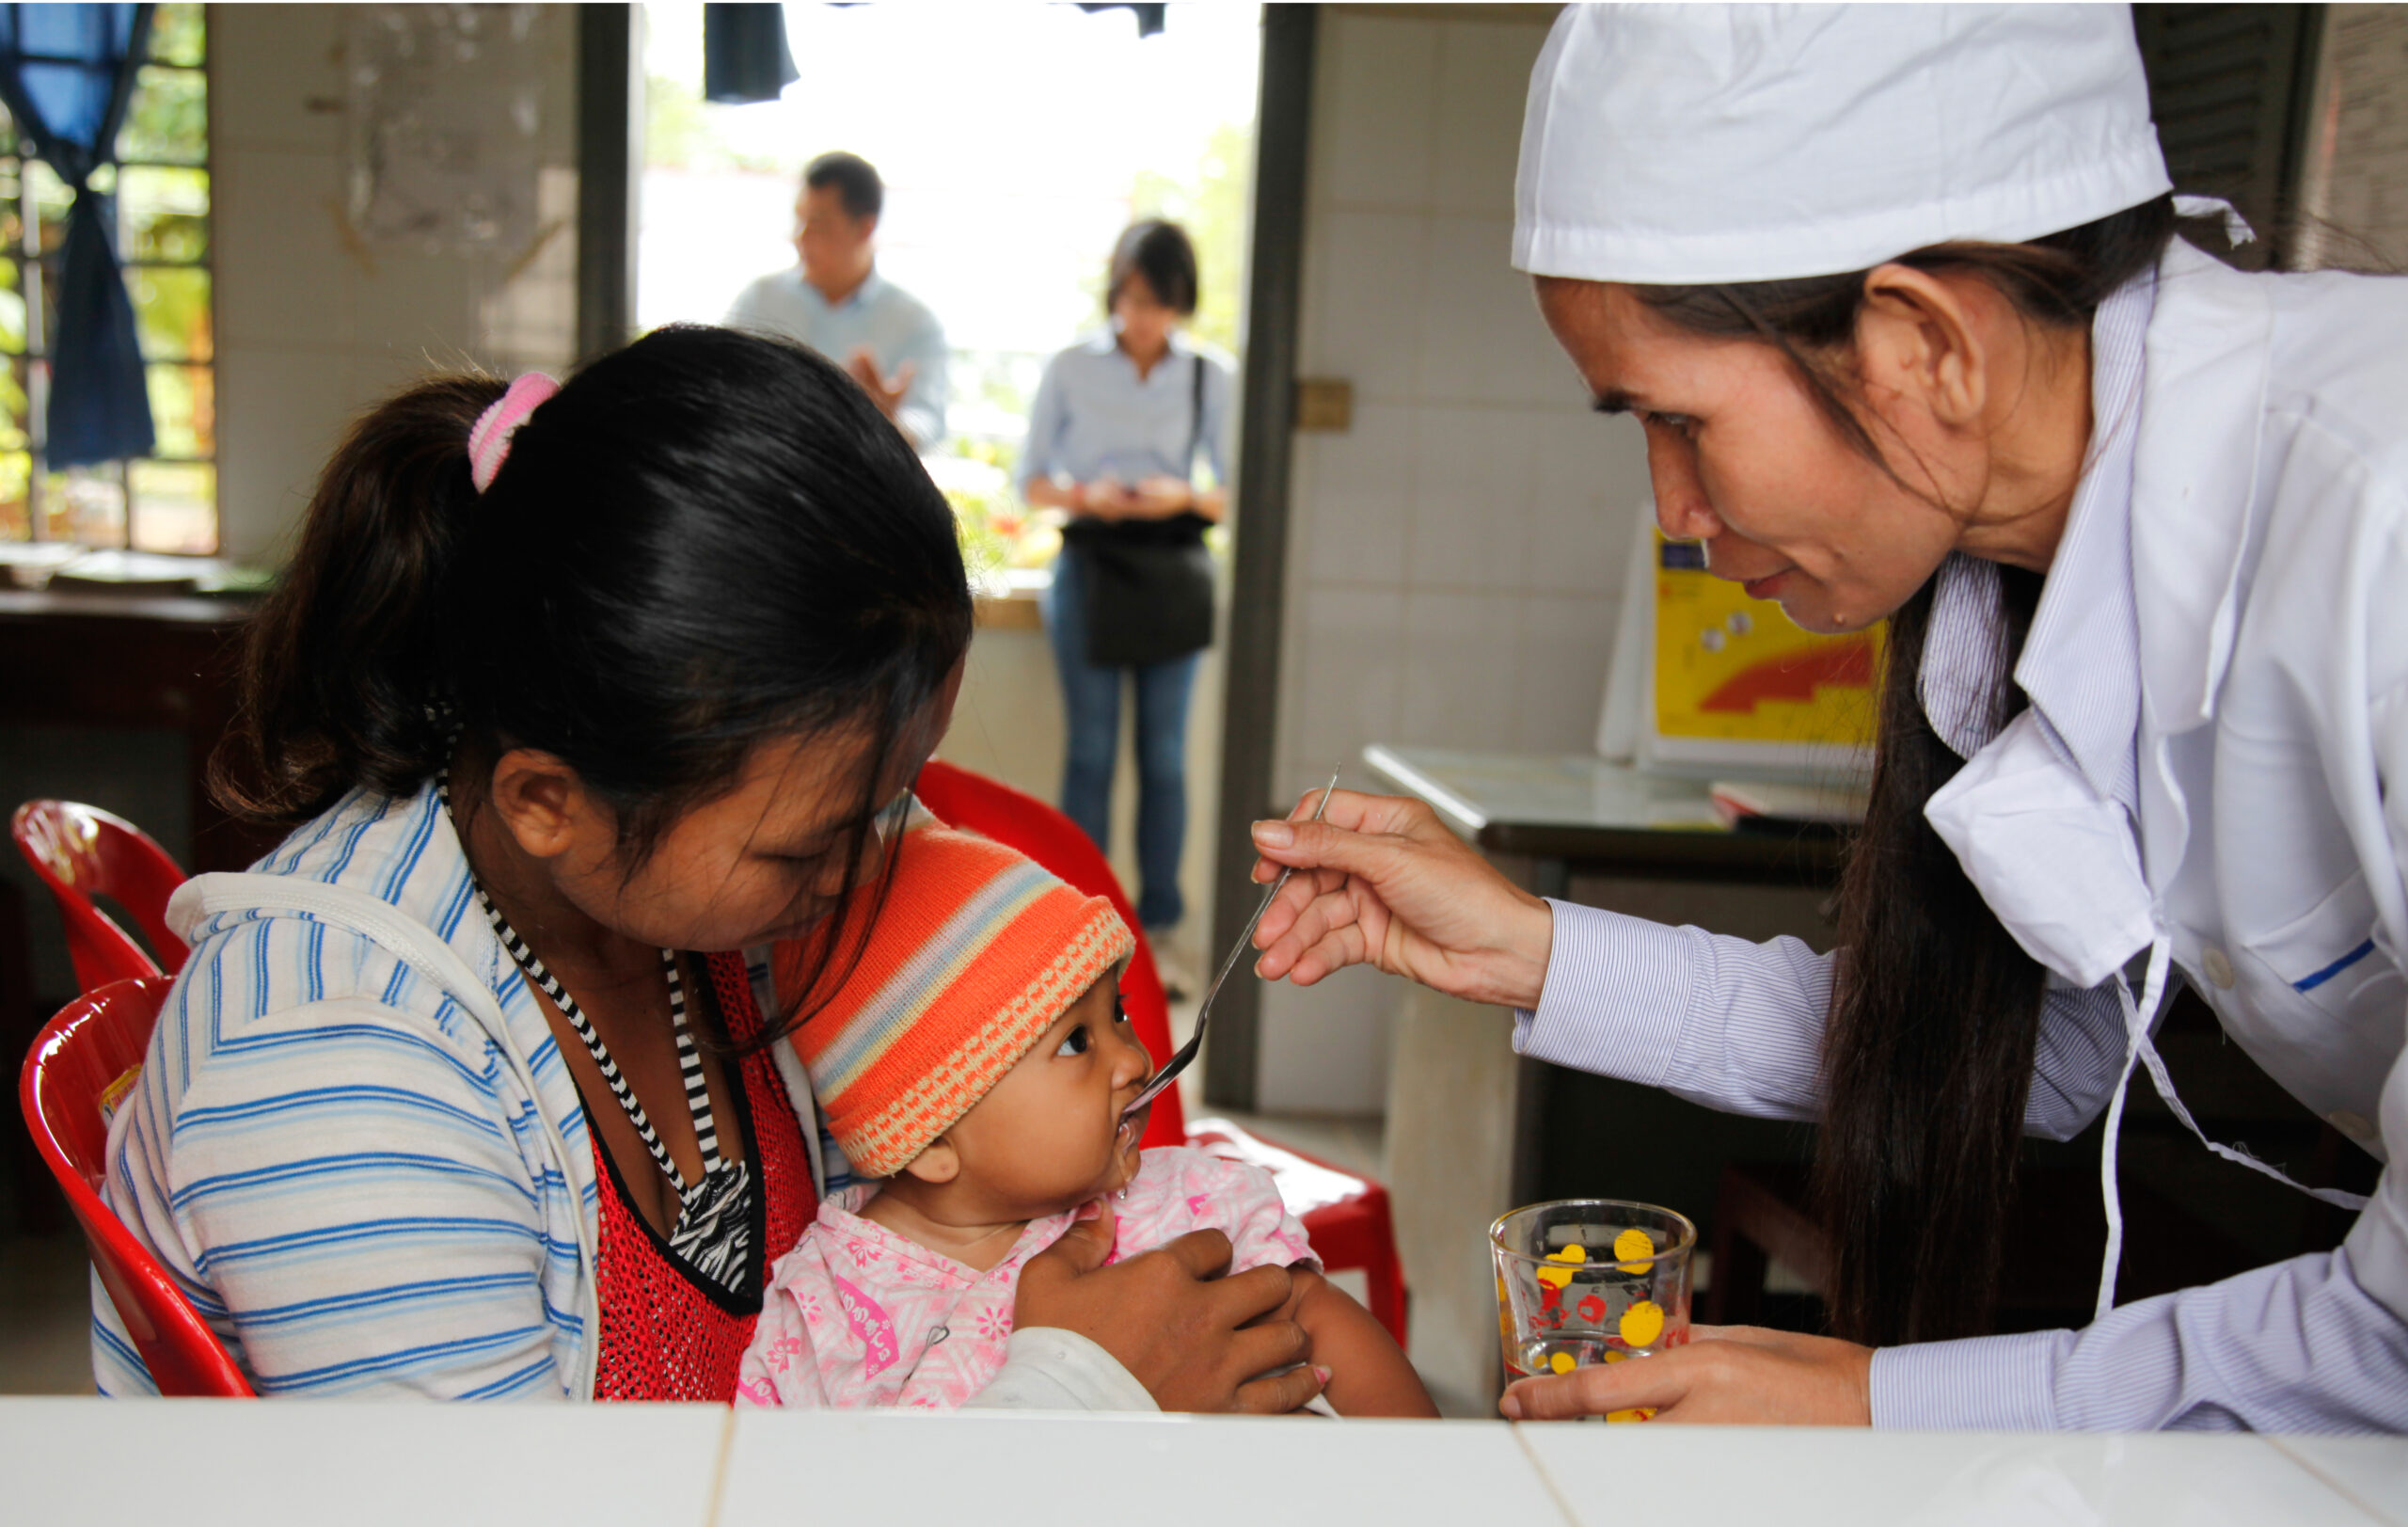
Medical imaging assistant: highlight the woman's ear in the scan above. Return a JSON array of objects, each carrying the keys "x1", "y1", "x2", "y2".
[
  {"x1": 899, "y1": 1136, "x2": 960, "y2": 1187},
  {"x1": 485, "y1": 747, "x2": 596, "y2": 862},
  {"x1": 1854, "y1": 263, "x2": 1990, "y2": 432}
]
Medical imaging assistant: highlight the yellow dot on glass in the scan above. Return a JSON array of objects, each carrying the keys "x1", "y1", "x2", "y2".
[
  {"x1": 1603, "y1": 1350, "x2": 1629, "y2": 1364},
  {"x1": 1619, "y1": 1299, "x2": 1666, "y2": 1349},
  {"x1": 1548, "y1": 1350, "x2": 1577, "y2": 1375},
  {"x1": 1537, "y1": 1243, "x2": 1586, "y2": 1290},
  {"x1": 1606, "y1": 1407, "x2": 1658, "y2": 1424},
  {"x1": 1613, "y1": 1227, "x2": 1656, "y2": 1273}
]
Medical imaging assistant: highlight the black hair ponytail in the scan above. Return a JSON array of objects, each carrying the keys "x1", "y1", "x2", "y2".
[
  {"x1": 214, "y1": 327, "x2": 974, "y2": 1042},
  {"x1": 214, "y1": 375, "x2": 506, "y2": 819},
  {"x1": 1815, "y1": 565, "x2": 2047, "y2": 1344}
]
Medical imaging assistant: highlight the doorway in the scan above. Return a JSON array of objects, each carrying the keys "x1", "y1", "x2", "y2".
[{"x1": 635, "y1": 2, "x2": 1263, "y2": 978}]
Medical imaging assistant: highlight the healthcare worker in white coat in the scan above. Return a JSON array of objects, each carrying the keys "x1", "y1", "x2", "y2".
[{"x1": 1246, "y1": 4, "x2": 2408, "y2": 1431}]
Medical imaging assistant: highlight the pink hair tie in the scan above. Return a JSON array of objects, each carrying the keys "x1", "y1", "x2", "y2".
[{"x1": 467, "y1": 372, "x2": 561, "y2": 492}]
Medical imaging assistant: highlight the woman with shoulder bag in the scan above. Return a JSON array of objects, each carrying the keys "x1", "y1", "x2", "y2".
[{"x1": 1021, "y1": 220, "x2": 1233, "y2": 968}]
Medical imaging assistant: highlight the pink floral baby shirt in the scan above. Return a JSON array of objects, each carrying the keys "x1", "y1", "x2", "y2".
[{"x1": 736, "y1": 1145, "x2": 1316, "y2": 1408}]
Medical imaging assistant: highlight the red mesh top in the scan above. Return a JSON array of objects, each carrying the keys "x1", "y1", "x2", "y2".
[{"x1": 592, "y1": 951, "x2": 816, "y2": 1401}]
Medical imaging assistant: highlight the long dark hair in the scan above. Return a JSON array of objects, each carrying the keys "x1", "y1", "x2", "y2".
[
  {"x1": 213, "y1": 325, "x2": 974, "y2": 1043},
  {"x1": 1632, "y1": 196, "x2": 2181, "y2": 1343},
  {"x1": 1107, "y1": 219, "x2": 1200, "y2": 315}
]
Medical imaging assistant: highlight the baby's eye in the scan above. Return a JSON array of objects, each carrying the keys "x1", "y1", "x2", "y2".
[
  {"x1": 1114, "y1": 996, "x2": 1131, "y2": 1026},
  {"x1": 1054, "y1": 1025, "x2": 1092, "y2": 1058}
]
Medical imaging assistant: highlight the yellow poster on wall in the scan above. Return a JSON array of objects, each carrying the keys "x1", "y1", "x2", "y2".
[{"x1": 1650, "y1": 533, "x2": 1881, "y2": 768}]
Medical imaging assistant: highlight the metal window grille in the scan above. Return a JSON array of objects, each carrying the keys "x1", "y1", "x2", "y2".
[{"x1": 0, "y1": 1, "x2": 213, "y2": 552}]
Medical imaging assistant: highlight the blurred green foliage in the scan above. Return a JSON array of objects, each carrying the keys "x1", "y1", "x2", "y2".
[
  {"x1": 0, "y1": 358, "x2": 24, "y2": 453},
  {"x1": 121, "y1": 166, "x2": 209, "y2": 262},
  {"x1": 146, "y1": 363, "x2": 212, "y2": 457},
  {"x1": 117, "y1": 65, "x2": 206, "y2": 167},
  {"x1": 150, "y1": 4, "x2": 206, "y2": 68},
  {"x1": 130, "y1": 266, "x2": 210, "y2": 363}
]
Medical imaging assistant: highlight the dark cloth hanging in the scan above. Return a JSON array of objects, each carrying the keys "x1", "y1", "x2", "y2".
[
  {"x1": 704, "y1": 4, "x2": 798, "y2": 105},
  {"x1": 1077, "y1": 5, "x2": 1167, "y2": 39},
  {"x1": 0, "y1": 4, "x2": 156, "y2": 469}
]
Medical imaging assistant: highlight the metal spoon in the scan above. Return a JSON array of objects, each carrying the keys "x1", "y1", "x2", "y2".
[{"x1": 1122, "y1": 767, "x2": 1343, "y2": 1121}]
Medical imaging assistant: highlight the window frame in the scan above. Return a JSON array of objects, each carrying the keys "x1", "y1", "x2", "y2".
[{"x1": 0, "y1": 4, "x2": 214, "y2": 553}]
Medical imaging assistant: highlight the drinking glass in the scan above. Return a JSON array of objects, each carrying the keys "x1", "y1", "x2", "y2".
[{"x1": 1492, "y1": 1199, "x2": 1695, "y2": 1422}]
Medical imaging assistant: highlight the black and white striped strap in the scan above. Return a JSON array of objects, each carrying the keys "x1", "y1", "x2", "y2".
[
  {"x1": 483, "y1": 905, "x2": 697, "y2": 1189},
  {"x1": 442, "y1": 770, "x2": 751, "y2": 1290}
]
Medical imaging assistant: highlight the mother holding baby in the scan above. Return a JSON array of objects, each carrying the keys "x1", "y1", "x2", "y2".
[
  {"x1": 1250, "y1": 5, "x2": 2408, "y2": 1432},
  {"x1": 93, "y1": 326, "x2": 1323, "y2": 1413}
]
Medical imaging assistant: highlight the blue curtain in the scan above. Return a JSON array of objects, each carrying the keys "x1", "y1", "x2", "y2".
[{"x1": 0, "y1": 4, "x2": 155, "y2": 469}]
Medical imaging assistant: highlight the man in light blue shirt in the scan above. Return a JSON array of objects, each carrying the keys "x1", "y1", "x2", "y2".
[{"x1": 726, "y1": 151, "x2": 948, "y2": 451}]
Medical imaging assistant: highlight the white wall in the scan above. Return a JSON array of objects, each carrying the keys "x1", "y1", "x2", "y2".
[
  {"x1": 1253, "y1": 7, "x2": 1654, "y2": 1113},
  {"x1": 211, "y1": 4, "x2": 579, "y2": 564}
]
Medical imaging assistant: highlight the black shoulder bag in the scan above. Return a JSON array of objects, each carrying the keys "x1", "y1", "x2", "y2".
[{"x1": 1070, "y1": 355, "x2": 1216, "y2": 668}]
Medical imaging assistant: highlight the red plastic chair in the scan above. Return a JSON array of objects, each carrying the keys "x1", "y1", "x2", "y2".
[
  {"x1": 914, "y1": 759, "x2": 1409, "y2": 1347},
  {"x1": 20, "y1": 977, "x2": 254, "y2": 1396},
  {"x1": 12, "y1": 801, "x2": 190, "y2": 991}
]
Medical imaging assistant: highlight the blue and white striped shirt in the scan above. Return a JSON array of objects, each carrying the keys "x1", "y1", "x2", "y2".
[{"x1": 92, "y1": 780, "x2": 840, "y2": 1399}]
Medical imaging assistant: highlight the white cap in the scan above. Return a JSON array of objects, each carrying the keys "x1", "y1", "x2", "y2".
[{"x1": 1513, "y1": 4, "x2": 2174, "y2": 284}]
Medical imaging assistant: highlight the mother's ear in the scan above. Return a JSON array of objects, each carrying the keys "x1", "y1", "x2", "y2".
[{"x1": 486, "y1": 746, "x2": 601, "y2": 862}]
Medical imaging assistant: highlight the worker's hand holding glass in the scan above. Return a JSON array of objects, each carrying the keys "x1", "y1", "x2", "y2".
[{"x1": 1498, "y1": 1326, "x2": 1873, "y2": 1425}]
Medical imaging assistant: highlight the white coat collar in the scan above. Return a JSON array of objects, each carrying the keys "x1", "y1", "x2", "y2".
[
  {"x1": 2129, "y1": 238, "x2": 2275, "y2": 738},
  {"x1": 1916, "y1": 268, "x2": 2154, "y2": 814}
]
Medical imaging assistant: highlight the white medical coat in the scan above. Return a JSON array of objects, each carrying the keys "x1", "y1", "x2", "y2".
[
  {"x1": 1520, "y1": 237, "x2": 2408, "y2": 1428},
  {"x1": 2126, "y1": 240, "x2": 2405, "y2": 1313}
]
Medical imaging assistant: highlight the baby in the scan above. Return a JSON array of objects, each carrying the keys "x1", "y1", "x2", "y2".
[{"x1": 737, "y1": 823, "x2": 1434, "y2": 1416}]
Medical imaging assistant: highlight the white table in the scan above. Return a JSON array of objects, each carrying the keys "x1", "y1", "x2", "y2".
[{"x1": 6, "y1": 1399, "x2": 2400, "y2": 1526}]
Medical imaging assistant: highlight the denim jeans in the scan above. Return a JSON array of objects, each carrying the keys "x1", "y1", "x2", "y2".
[{"x1": 1043, "y1": 546, "x2": 1202, "y2": 930}]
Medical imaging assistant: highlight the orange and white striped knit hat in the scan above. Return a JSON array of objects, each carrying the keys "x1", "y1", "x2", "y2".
[{"x1": 779, "y1": 825, "x2": 1133, "y2": 1179}]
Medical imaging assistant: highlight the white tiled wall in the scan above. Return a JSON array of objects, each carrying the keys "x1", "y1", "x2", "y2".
[
  {"x1": 212, "y1": 5, "x2": 579, "y2": 563},
  {"x1": 1253, "y1": 7, "x2": 1653, "y2": 1113}
]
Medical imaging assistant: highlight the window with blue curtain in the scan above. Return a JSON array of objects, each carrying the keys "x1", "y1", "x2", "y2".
[{"x1": 0, "y1": 3, "x2": 211, "y2": 553}]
